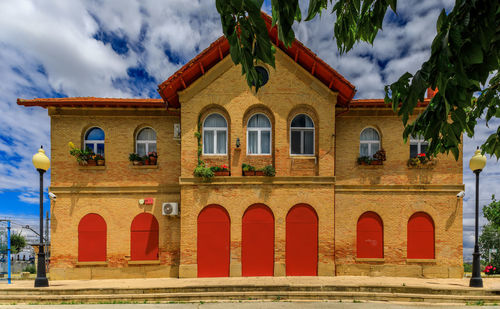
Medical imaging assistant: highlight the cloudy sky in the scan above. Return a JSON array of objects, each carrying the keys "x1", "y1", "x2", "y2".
[{"x1": 0, "y1": 0, "x2": 498, "y2": 260}]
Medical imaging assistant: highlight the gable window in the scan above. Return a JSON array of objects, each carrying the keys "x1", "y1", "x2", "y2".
[
  {"x1": 410, "y1": 135, "x2": 428, "y2": 158},
  {"x1": 360, "y1": 128, "x2": 380, "y2": 157},
  {"x1": 84, "y1": 127, "x2": 105, "y2": 156},
  {"x1": 247, "y1": 114, "x2": 271, "y2": 155},
  {"x1": 136, "y1": 128, "x2": 157, "y2": 156},
  {"x1": 203, "y1": 113, "x2": 227, "y2": 155},
  {"x1": 290, "y1": 114, "x2": 314, "y2": 155}
]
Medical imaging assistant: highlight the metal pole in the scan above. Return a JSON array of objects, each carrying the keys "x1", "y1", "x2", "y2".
[
  {"x1": 7, "y1": 221, "x2": 11, "y2": 284},
  {"x1": 34, "y1": 169, "x2": 48, "y2": 287},
  {"x1": 470, "y1": 169, "x2": 483, "y2": 287}
]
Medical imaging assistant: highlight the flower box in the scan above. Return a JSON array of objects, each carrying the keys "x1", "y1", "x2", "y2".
[
  {"x1": 97, "y1": 159, "x2": 105, "y2": 166},
  {"x1": 87, "y1": 159, "x2": 97, "y2": 166},
  {"x1": 255, "y1": 171, "x2": 264, "y2": 176},
  {"x1": 214, "y1": 171, "x2": 230, "y2": 176},
  {"x1": 243, "y1": 171, "x2": 255, "y2": 176}
]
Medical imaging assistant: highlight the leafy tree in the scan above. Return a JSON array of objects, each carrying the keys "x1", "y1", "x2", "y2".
[
  {"x1": 215, "y1": 0, "x2": 500, "y2": 159},
  {"x1": 10, "y1": 233, "x2": 26, "y2": 254},
  {"x1": 480, "y1": 196, "x2": 500, "y2": 266}
]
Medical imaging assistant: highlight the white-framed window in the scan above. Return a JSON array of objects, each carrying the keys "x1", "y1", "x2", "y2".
[
  {"x1": 136, "y1": 127, "x2": 157, "y2": 156},
  {"x1": 359, "y1": 128, "x2": 380, "y2": 157},
  {"x1": 247, "y1": 113, "x2": 271, "y2": 155},
  {"x1": 410, "y1": 135, "x2": 428, "y2": 158},
  {"x1": 203, "y1": 113, "x2": 227, "y2": 155},
  {"x1": 290, "y1": 114, "x2": 314, "y2": 155},
  {"x1": 84, "y1": 127, "x2": 105, "y2": 156}
]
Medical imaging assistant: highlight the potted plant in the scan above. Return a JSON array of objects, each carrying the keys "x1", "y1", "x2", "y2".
[
  {"x1": 148, "y1": 151, "x2": 158, "y2": 165},
  {"x1": 357, "y1": 156, "x2": 373, "y2": 166},
  {"x1": 87, "y1": 154, "x2": 97, "y2": 166},
  {"x1": 255, "y1": 168, "x2": 264, "y2": 176},
  {"x1": 242, "y1": 163, "x2": 255, "y2": 176},
  {"x1": 407, "y1": 153, "x2": 435, "y2": 168},
  {"x1": 262, "y1": 165, "x2": 276, "y2": 176},
  {"x1": 193, "y1": 162, "x2": 214, "y2": 180},
  {"x1": 68, "y1": 142, "x2": 92, "y2": 166},
  {"x1": 373, "y1": 149, "x2": 386, "y2": 162},
  {"x1": 129, "y1": 153, "x2": 142, "y2": 165},
  {"x1": 142, "y1": 155, "x2": 150, "y2": 165},
  {"x1": 95, "y1": 154, "x2": 105, "y2": 166},
  {"x1": 210, "y1": 164, "x2": 230, "y2": 176}
]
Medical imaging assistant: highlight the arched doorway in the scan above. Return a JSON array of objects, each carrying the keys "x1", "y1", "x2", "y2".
[
  {"x1": 197, "y1": 205, "x2": 230, "y2": 277},
  {"x1": 357, "y1": 212, "x2": 384, "y2": 258},
  {"x1": 242, "y1": 204, "x2": 274, "y2": 276},
  {"x1": 78, "y1": 213, "x2": 106, "y2": 262},
  {"x1": 130, "y1": 213, "x2": 159, "y2": 261},
  {"x1": 286, "y1": 204, "x2": 318, "y2": 276},
  {"x1": 407, "y1": 212, "x2": 435, "y2": 259}
]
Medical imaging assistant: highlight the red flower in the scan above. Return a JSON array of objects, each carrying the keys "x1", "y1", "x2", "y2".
[
  {"x1": 417, "y1": 153, "x2": 426, "y2": 157},
  {"x1": 222, "y1": 164, "x2": 228, "y2": 169}
]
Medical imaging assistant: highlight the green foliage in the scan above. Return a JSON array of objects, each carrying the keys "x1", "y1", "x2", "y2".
[
  {"x1": 464, "y1": 262, "x2": 472, "y2": 273},
  {"x1": 216, "y1": 0, "x2": 500, "y2": 159},
  {"x1": 242, "y1": 163, "x2": 256, "y2": 172},
  {"x1": 262, "y1": 165, "x2": 276, "y2": 176},
  {"x1": 128, "y1": 153, "x2": 141, "y2": 162},
  {"x1": 10, "y1": 233, "x2": 26, "y2": 254},
  {"x1": 23, "y1": 265, "x2": 36, "y2": 274},
  {"x1": 357, "y1": 156, "x2": 372, "y2": 164},
  {"x1": 69, "y1": 143, "x2": 93, "y2": 164},
  {"x1": 193, "y1": 163, "x2": 214, "y2": 180},
  {"x1": 483, "y1": 195, "x2": 500, "y2": 228}
]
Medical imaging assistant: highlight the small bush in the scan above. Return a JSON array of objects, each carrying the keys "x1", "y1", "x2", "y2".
[
  {"x1": 262, "y1": 165, "x2": 276, "y2": 176},
  {"x1": 23, "y1": 265, "x2": 36, "y2": 274}
]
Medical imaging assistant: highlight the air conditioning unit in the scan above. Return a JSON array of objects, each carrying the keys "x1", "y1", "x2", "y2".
[{"x1": 162, "y1": 202, "x2": 179, "y2": 216}]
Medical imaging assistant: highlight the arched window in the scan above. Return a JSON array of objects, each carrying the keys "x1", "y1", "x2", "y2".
[
  {"x1": 203, "y1": 114, "x2": 227, "y2": 155},
  {"x1": 136, "y1": 128, "x2": 157, "y2": 156},
  {"x1": 130, "y1": 213, "x2": 159, "y2": 261},
  {"x1": 357, "y1": 212, "x2": 383, "y2": 258},
  {"x1": 290, "y1": 114, "x2": 314, "y2": 155},
  {"x1": 84, "y1": 127, "x2": 105, "y2": 156},
  {"x1": 78, "y1": 214, "x2": 106, "y2": 262},
  {"x1": 247, "y1": 114, "x2": 271, "y2": 155},
  {"x1": 410, "y1": 135, "x2": 428, "y2": 158},
  {"x1": 360, "y1": 128, "x2": 380, "y2": 157},
  {"x1": 407, "y1": 212, "x2": 435, "y2": 259}
]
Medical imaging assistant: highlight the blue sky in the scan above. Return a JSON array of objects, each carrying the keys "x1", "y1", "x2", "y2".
[{"x1": 0, "y1": 0, "x2": 498, "y2": 259}]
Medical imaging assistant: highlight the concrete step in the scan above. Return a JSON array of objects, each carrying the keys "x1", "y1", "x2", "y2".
[{"x1": 1, "y1": 290, "x2": 500, "y2": 305}]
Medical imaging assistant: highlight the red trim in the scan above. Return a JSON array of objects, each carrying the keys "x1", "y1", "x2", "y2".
[
  {"x1": 17, "y1": 97, "x2": 167, "y2": 109},
  {"x1": 157, "y1": 13, "x2": 355, "y2": 108}
]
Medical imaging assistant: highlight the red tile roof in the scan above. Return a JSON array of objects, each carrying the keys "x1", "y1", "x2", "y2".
[
  {"x1": 17, "y1": 97, "x2": 166, "y2": 108},
  {"x1": 157, "y1": 13, "x2": 356, "y2": 108},
  {"x1": 350, "y1": 98, "x2": 430, "y2": 108}
]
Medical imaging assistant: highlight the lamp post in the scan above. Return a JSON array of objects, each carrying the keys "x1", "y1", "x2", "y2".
[
  {"x1": 32, "y1": 146, "x2": 50, "y2": 288},
  {"x1": 469, "y1": 146, "x2": 487, "y2": 288}
]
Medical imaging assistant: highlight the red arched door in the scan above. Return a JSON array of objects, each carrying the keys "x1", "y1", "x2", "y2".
[
  {"x1": 78, "y1": 213, "x2": 106, "y2": 262},
  {"x1": 407, "y1": 212, "x2": 435, "y2": 259},
  {"x1": 131, "y1": 213, "x2": 159, "y2": 261},
  {"x1": 357, "y1": 212, "x2": 384, "y2": 258},
  {"x1": 242, "y1": 204, "x2": 274, "y2": 276},
  {"x1": 197, "y1": 205, "x2": 230, "y2": 277},
  {"x1": 286, "y1": 204, "x2": 318, "y2": 276}
]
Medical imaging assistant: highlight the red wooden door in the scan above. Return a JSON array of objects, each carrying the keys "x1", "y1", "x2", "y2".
[
  {"x1": 242, "y1": 204, "x2": 274, "y2": 276},
  {"x1": 197, "y1": 205, "x2": 230, "y2": 277},
  {"x1": 286, "y1": 204, "x2": 318, "y2": 276},
  {"x1": 407, "y1": 212, "x2": 435, "y2": 259},
  {"x1": 78, "y1": 213, "x2": 106, "y2": 262},
  {"x1": 357, "y1": 212, "x2": 383, "y2": 258},
  {"x1": 131, "y1": 213, "x2": 159, "y2": 261}
]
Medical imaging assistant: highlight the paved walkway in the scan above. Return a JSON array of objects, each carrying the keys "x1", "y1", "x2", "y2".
[{"x1": 1, "y1": 276, "x2": 499, "y2": 290}]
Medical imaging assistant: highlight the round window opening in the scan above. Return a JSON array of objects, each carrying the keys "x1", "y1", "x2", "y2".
[{"x1": 254, "y1": 66, "x2": 269, "y2": 87}]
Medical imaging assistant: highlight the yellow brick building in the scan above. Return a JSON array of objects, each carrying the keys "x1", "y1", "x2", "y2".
[{"x1": 18, "y1": 29, "x2": 464, "y2": 280}]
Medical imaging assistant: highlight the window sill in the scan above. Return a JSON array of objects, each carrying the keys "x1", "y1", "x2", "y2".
[
  {"x1": 76, "y1": 261, "x2": 108, "y2": 266},
  {"x1": 357, "y1": 163, "x2": 384, "y2": 168},
  {"x1": 127, "y1": 260, "x2": 160, "y2": 265},
  {"x1": 290, "y1": 155, "x2": 316, "y2": 159},
  {"x1": 78, "y1": 166, "x2": 106, "y2": 170},
  {"x1": 355, "y1": 258, "x2": 385, "y2": 262},
  {"x1": 406, "y1": 258, "x2": 436, "y2": 263},
  {"x1": 130, "y1": 164, "x2": 158, "y2": 169}
]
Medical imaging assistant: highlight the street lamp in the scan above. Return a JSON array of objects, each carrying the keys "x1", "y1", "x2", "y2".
[
  {"x1": 32, "y1": 146, "x2": 50, "y2": 288},
  {"x1": 469, "y1": 146, "x2": 487, "y2": 288}
]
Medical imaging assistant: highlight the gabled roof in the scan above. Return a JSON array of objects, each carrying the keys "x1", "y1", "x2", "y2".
[
  {"x1": 157, "y1": 13, "x2": 356, "y2": 108},
  {"x1": 17, "y1": 97, "x2": 166, "y2": 108}
]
